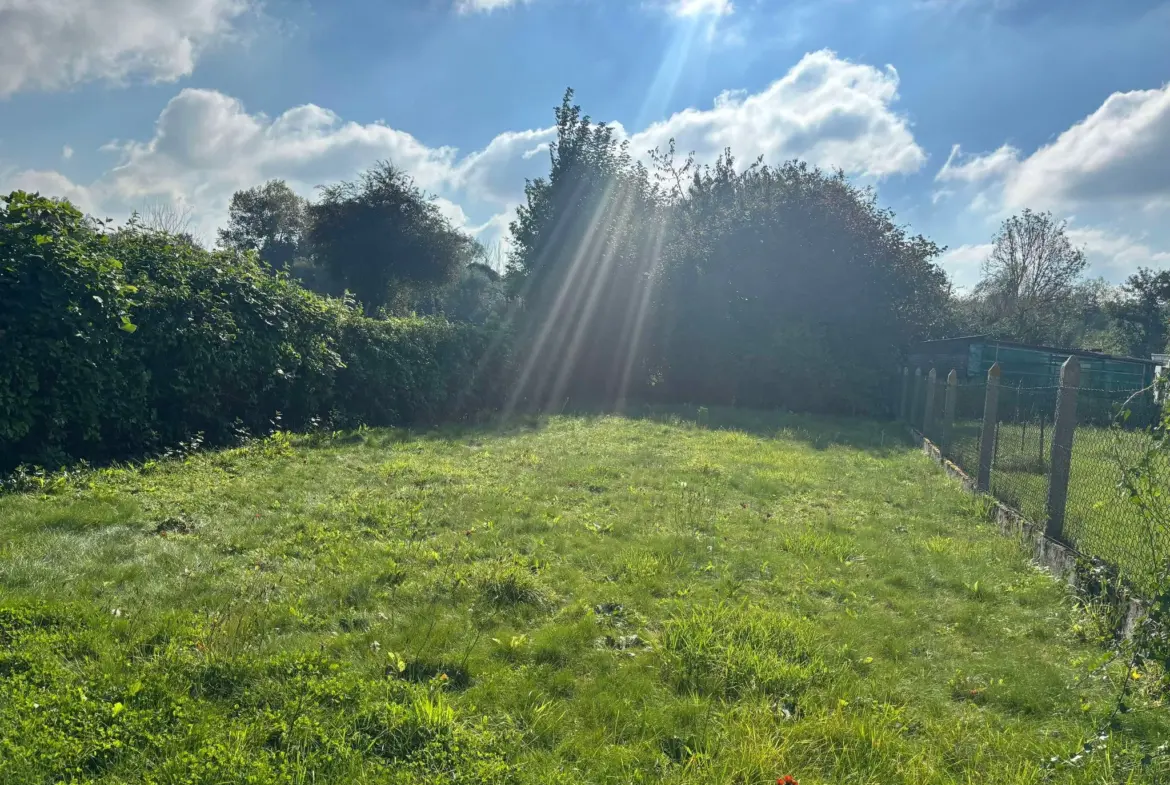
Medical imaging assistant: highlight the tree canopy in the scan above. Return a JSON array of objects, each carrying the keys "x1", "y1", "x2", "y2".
[
  {"x1": 505, "y1": 90, "x2": 952, "y2": 413},
  {"x1": 218, "y1": 180, "x2": 309, "y2": 270},
  {"x1": 307, "y1": 162, "x2": 473, "y2": 312}
]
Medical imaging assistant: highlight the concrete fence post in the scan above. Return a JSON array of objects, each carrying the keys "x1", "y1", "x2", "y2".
[
  {"x1": 942, "y1": 369, "x2": 958, "y2": 450},
  {"x1": 976, "y1": 362, "x2": 1001, "y2": 492},
  {"x1": 913, "y1": 368, "x2": 924, "y2": 430},
  {"x1": 1045, "y1": 356, "x2": 1081, "y2": 542},
  {"x1": 899, "y1": 366, "x2": 911, "y2": 422},
  {"x1": 923, "y1": 368, "x2": 939, "y2": 437}
]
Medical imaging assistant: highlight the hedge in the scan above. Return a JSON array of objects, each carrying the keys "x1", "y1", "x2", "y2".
[{"x1": 0, "y1": 192, "x2": 510, "y2": 473}]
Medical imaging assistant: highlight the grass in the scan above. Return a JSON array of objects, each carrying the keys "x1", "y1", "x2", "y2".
[
  {"x1": 2, "y1": 408, "x2": 1168, "y2": 784},
  {"x1": 948, "y1": 419, "x2": 1167, "y2": 590}
]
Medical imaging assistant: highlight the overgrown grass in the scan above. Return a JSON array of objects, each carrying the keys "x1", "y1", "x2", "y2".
[
  {"x1": 2, "y1": 409, "x2": 1168, "y2": 784},
  {"x1": 949, "y1": 420, "x2": 1167, "y2": 590}
]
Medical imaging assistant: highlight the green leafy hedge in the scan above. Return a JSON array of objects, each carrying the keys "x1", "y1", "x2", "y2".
[{"x1": 0, "y1": 192, "x2": 509, "y2": 472}]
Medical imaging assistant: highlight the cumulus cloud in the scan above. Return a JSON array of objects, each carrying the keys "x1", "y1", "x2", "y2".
[
  {"x1": 0, "y1": 50, "x2": 925, "y2": 249},
  {"x1": 936, "y1": 83, "x2": 1170, "y2": 212},
  {"x1": 630, "y1": 50, "x2": 926, "y2": 178},
  {"x1": 2, "y1": 169, "x2": 98, "y2": 213},
  {"x1": 1067, "y1": 227, "x2": 1170, "y2": 280},
  {"x1": 0, "y1": 0, "x2": 251, "y2": 97},
  {"x1": 1006, "y1": 84, "x2": 1170, "y2": 209},
  {"x1": 935, "y1": 143, "x2": 1020, "y2": 184}
]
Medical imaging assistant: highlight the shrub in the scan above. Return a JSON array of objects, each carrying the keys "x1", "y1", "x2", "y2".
[{"x1": 0, "y1": 192, "x2": 510, "y2": 473}]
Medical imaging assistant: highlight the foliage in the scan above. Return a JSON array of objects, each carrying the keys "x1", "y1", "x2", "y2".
[
  {"x1": 507, "y1": 90, "x2": 665, "y2": 409},
  {"x1": 965, "y1": 210, "x2": 1089, "y2": 346},
  {"x1": 308, "y1": 162, "x2": 474, "y2": 312},
  {"x1": 409, "y1": 261, "x2": 507, "y2": 325},
  {"x1": 218, "y1": 179, "x2": 310, "y2": 271},
  {"x1": 0, "y1": 191, "x2": 508, "y2": 473},
  {"x1": 506, "y1": 91, "x2": 951, "y2": 414},
  {"x1": 1, "y1": 413, "x2": 1168, "y2": 783},
  {"x1": 1109, "y1": 268, "x2": 1170, "y2": 358},
  {"x1": 654, "y1": 151, "x2": 949, "y2": 413},
  {"x1": 1113, "y1": 374, "x2": 1170, "y2": 694},
  {"x1": 0, "y1": 192, "x2": 144, "y2": 468}
]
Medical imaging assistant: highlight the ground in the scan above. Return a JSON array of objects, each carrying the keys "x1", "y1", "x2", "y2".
[{"x1": 1, "y1": 409, "x2": 1167, "y2": 784}]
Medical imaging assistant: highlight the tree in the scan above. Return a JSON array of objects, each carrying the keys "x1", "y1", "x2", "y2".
[
  {"x1": 308, "y1": 162, "x2": 471, "y2": 312},
  {"x1": 506, "y1": 89, "x2": 951, "y2": 414},
  {"x1": 138, "y1": 201, "x2": 196, "y2": 238},
  {"x1": 507, "y1": 90, "x2": 665, "y2": 409},
  {"x1": 1109, "y1": 268, "x2": 1170, "y2": 358},
  {"x1": 654, "y1": 153, "x2": 949, "y2": 412},
  {"x1": 973, "y1": 209, "x2": 1088, "y2": 345},
  {"x1": 218, "y1": 180, "x2": 309, "y2": 269}
]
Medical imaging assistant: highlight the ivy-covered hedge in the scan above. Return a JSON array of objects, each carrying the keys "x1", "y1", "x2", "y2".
[{"x1": 0, "y1": 192, "x2": 509, "y2": 472}]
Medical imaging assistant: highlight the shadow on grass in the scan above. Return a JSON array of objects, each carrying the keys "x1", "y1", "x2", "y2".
[
  {"x1": 3, "y1": 404, "x2": 910, "y2": 495},
  {"x1": 566, "y1": 403, "x2": 911, "y2": 456},
  {"x1": 294, "y1": 404, "x2": 910, "y2": 457}
]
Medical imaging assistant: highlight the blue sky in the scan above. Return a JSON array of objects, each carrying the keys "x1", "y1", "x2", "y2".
[{"x1": 2, "y1": 0, "x2": 1169, "y2": 288}]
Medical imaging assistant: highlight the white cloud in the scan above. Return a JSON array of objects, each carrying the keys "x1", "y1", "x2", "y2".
[
  {"x1": 937, "y1": 243, "x2": 992, "y2": 290},
  {"x1": 454, "y1": 128, "x2": 557, "y2": 205},
  {"x1": 936, "y1": 83, "x2": 1170, "y2": 212},
  {"x1": 0, "y1": 0, "x2": 251, "y2": 97},
  {"x1": 629, "y1": 50, "x2": 926, "y2": 178},
  {"x1": 1067, "y1": 227, "x2": 1170, "y2": 280},
  {"x1": 2, "y1": 169, "x2": 98, "y2": 213},
  {"x1": 935, "y1": 143, "x2": 1020, "y2": 184},
  {"x1": 61, "y1": 145, "x2": 74, "y2": 160},
  {"x1": 1006, "y1": 84, "x2": 1170, "y2": 209},
  {"x1": 0, "y1": 50, "x2": 926, "y2": 251}
]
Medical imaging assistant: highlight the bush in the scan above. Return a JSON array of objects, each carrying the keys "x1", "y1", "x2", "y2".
[{"x1": 0, "y1": 192, "x2": 510, "y2": 473}]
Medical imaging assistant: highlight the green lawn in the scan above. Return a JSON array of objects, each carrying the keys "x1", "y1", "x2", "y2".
[
  {"x1": 2, "y1": 410, "x2": 1167, "y2": 784},
  {"x1": 948, "y1": 420, "x2": 1168, "y2": 591}
]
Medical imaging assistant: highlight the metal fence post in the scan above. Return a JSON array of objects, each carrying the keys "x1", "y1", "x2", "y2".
[
  {"x1": 1045, "y1": 356, "x2": 1081, "y2": 542},
  {"x1": 943, "y1": 369, "x2": 958, "y2": 451},
  {"x1": 913, "y1": 368, "x2": 924, "y2": 430},
  {"x1": 899, "y1": 366, "x2": 911, "y2": 422},
  {"x1": 923, "y1": 368, "x2": 938, "y2": 437},
  {"x1": 976, "y1": 362, "x2": 1001, "y2": 492}
]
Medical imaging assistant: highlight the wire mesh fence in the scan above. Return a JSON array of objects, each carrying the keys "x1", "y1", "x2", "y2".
[
  {"x1": 900, "y1": 364, "x2": 1169, "y2": 595},
  {"x1": 1062, "y1": 387, "x2": 1166, "y2": 592}
]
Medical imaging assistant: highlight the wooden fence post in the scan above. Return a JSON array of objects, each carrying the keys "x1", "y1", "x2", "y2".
[
  {"x1": 899, "y1": 366, "x2": 911, "y2": 422},
  {"x1": 976, "y1": 363, "x2": 1001, "y2": 492},
  {"x1": 1045, "y1": 356, "x2": 1080, "y2": 542},
  {"x1": 913, "y1": 368, "x2": 924, "y2": 430},
  {"x1": 942, "y1": 369, "x2": 958, "y2": 450},
  {"x1": 923, "y1": 368, "x2": 938, "y2": 437}
]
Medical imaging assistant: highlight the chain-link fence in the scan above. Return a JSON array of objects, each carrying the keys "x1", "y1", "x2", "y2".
[{"x1": 901, "y1": 363, "x2": 1168, "y2": 594}]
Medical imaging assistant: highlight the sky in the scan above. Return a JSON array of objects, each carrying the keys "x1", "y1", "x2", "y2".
[{"x1": 1, "y1": 0, "x2": 1169, "y2": 289}]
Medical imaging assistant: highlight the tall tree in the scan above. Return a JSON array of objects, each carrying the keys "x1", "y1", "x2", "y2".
[
  {"x1": 507, "y1": 90, "x2": 664, "y2": 409},
  {"x1": 218, "y1": 180, "x2": 309, "y2": 269},
  {"x1": 308, "y1": 162, "x2": 471, "y2": 312},
  {"x1": 973, "y1": 209, "x2": 1088, "y2": 345}
]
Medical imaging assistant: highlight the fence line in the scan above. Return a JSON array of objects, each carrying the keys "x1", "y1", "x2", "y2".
[{"x1": 901, "y1": 359, "x2": 1167, "y2": 595}]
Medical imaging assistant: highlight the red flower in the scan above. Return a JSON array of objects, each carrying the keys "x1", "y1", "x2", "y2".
[{"x1": 778, "y1": 777, "x2": 800, "y2": 785}]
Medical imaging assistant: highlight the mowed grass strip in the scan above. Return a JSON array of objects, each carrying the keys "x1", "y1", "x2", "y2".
[{"x1": 1, "y1": 410, "x2": 1167, "y2": 784}]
